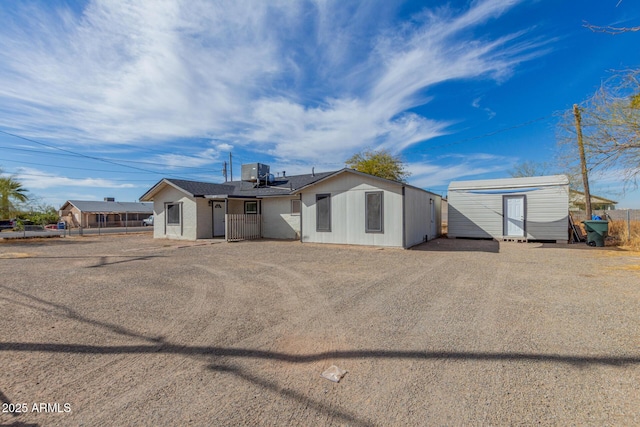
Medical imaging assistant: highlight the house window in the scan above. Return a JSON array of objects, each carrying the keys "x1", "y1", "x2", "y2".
[
  {"x1": 316, "y1": 194, "x2": 331, "y2": 232},
  {"x1": 166, "y1": 203, "x2": 181, "y2": 225},
  {"x1": 245, "y1": 201, "x2": 258, "y2": 214},
  {"x1": 291, "y1": 199, "x2": 301, "y2": 215},
  {"x1": 365, "y1": 191, "x2": 384, "y2": 233}
]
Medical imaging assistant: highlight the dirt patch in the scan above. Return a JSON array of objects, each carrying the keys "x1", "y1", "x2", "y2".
[{"x1": 1, "y1": 236, "x2": 639, "y2": 426}]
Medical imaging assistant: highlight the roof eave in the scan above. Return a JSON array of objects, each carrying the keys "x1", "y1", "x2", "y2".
[{"x1": 140, "y1": 179, "x2": 196, "y2": 201}]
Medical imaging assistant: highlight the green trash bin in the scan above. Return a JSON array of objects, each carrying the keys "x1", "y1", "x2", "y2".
[{"x1": 582, "y1": 220, "x2": 609, "y2": 247}]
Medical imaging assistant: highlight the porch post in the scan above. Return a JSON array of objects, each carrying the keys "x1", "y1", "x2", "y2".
[{"x1": 224, "y1": 199, "x2": 228, "y2": 241}]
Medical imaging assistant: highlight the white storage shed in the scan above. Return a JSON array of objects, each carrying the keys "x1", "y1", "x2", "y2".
[{"x1": 447, "y1": 175, "x2": 569, "y2": 243}]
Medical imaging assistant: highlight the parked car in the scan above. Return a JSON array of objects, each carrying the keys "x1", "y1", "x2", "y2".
[
  {"x1": 0, "y1": 219, "x2": 15, "y2": 231},
  {"x1": 142, "y1": 215, "x2": 154, "y2": 226}
]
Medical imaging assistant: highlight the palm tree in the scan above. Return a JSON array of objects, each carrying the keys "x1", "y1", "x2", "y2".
[{"x1": 0, "y1": 171, "x2": 29, "y2": 218}]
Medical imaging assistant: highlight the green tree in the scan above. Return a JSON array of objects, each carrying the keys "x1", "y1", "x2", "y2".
[
  {"x1": 345, "y1": 149, "x2": 410, "y2": 182},
  {"x1": 25, "y1": 205, "x2": 59, "y2": 226},
  {"x1": 0, "y1": 170, "x2": 29, "y2": 218}
]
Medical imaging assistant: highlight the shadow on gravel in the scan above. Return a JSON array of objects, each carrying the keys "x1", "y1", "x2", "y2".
[
  {"x1": 209, "y1": 364, "x2": 372, "y2": 427},
  {"x1": 411, "y1": 238, "x2": 499, "y2": 253},
  {"x1": 0, "y1": 389, "x2": 19, "y2": 418},
  {"x1": 0, "y1": 238, "x2": 94, "y2": 247},
  {"x1": 0, "y1": 255, "x2": 164, "y2": 267},
  {"x1": 1, "y1": 342, "x2": 638, "y2": 368},
  {"x1": 534, "y1": 243, "x2": 625, "y2": 251},
  {"x1": 0, "y1": 285, "x2": 166, "y2": 344},
  {"x1": 0, "y1": 422, "x2": 40, "y2": 427}
]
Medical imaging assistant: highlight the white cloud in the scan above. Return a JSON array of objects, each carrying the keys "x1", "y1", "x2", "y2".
[
  {"x1": 154, "y1": 148, "x2": 220, "y2": 169},
  {"x1": 12, "y1": 168, "x2": 138, "y2": 190},
  {"x1": 406, "y1": 153, "x2": 516, "y2": 188},
  {"x1": 0, "y1": 0, "x2": 543, "y2": 162},
  {"x1": 470, "y1": 96, "x2": 497, "y2": 119},
  {"x1": 215, "y1": 142, "x2": 233, "y2": 152}
]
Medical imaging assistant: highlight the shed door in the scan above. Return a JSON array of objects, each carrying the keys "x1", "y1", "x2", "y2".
[{"x1": 504, "y1": 195, "x2": 525, "y2": 237}]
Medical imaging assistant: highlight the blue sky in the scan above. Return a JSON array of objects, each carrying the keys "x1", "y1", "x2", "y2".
[{"x1": 0, "y1": 0, "x2": 639, "y2": 209}]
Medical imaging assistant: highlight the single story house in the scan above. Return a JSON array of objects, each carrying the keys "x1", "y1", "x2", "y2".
[
  {"x1": 59, "y1": 199, "x2": 153, "y2": 228},
  {"x1": 569, "y1": 190, "x2": 617, "y2": 211},
  {"x1": 447, "y1": 175, "x2": 569, "y2": 243},
  {"x1": 140, "y1": 167, "x2": 442, "y2": 248}
]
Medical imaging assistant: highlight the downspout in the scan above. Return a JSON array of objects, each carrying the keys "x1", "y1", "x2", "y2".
[{"x1": 402, "y1": 186, "x2": 406, "y2": 249}]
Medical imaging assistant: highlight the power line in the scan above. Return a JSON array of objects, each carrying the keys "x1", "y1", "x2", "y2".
[
  {"x1": 0, "y1": 129, "x2": 174, "y2": 175},
  {"x1": 0, "y1": 156, "x2": 224, "y2": 176},
  {"x1": 0, "y1": 158, "x2": 158, "y2": 174},
  {"x1": 7, "y1": 171, "x2": 156, "y2": 182},
  {"x1": 413, "y1": 115, "x2": 555, "y2": 153}
]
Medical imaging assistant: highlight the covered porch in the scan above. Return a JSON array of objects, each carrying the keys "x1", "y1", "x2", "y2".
[{"x1": 207, "y1": 196, "x2": 263, "y2": 242}]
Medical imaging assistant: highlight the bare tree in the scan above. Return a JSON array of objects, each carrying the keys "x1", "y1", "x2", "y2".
[
  {"x1": 583, "y1": 21, "x2": 640, "y2": 34},
  {"x1": 583, "y1": 0, "x2": 639, "y2": 34},
  {"x1": 508, "y1": 161, "x2": 552, "y2": 178},
  {"x1": 558, "y1": 70, "x2": 640, "y2": 188},
  {"x1": 580, "y1": 70, "x2": 640, "y2": 187}
]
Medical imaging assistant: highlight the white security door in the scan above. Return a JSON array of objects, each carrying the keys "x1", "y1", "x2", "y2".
[
  {"x1": 504, "y1": 196, "x2": 525, "y2": 237},
  {"x1": 213, "y1": 202, "x2": 225, "y2": 237}
]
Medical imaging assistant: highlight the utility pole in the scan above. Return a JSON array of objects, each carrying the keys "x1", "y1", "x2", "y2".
[
  {"x1": 229, "y1": 153, "x2": 233, "y2": 182},
  {"x1": 574, "y1": 104, "x2": 592, "y2": 219},
  {"x1": 223, "y1": 161, "x2": 227, "y2": 182}
]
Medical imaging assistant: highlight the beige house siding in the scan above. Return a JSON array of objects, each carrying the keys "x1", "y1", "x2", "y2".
[
  {"x1": 262, "y1": 197, "x2": 300, "y2": 239},
  {"x1": 153, "y1": 186, "x2": 197, "y2": 240},
  {"x1": 196, "y1": 198, "x2": 213, "y2": 239},
  {"x1": 300, "y1": 173, "x2": 405, "y2": 247}
]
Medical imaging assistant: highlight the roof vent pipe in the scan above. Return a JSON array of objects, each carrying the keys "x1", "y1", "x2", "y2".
[
  {"x1": 312, "y1": 167, "x2": 315, "y2": 177},
  {"x1": 283, "y1": 171, "x2": 286, "y2": 178}
]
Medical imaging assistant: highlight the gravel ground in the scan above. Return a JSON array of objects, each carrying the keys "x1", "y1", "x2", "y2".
[{"x1": 1, "y1": 234, "x2": 639, "y2": 426}]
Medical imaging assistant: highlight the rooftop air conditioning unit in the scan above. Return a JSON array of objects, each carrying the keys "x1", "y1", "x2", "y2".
[{"x1": 241, "y1": 163, "x2": 270, "y2": 183}]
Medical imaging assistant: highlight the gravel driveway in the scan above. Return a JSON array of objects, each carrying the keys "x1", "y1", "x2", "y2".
[{"x1": 1, "y1": 235, "x2": 639, "y2": 426}]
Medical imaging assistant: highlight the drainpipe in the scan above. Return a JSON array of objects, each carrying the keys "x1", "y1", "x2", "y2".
[{"x1": 299, "y1": 193, "x2": 303, "y2": 243}]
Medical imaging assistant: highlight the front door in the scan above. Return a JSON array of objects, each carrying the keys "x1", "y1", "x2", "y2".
[
  {"x1": 504, "y1": 195, "x2": 525, "y2": 237},
  {"x1": 213, "y1": 201, "x2": 225, "y2": 237}
]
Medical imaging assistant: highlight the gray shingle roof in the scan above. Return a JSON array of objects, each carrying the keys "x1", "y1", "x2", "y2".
[
  {"x1": 64, "y1": 200, "x2": 153, "y2": 213},
  {"x1": 163, "y1": 171, "x2": 337, "y2": 198}
]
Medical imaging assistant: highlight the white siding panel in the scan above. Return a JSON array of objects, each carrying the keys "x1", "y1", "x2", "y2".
[
  {"x1": 448, "y1": 190, "x2": 501, "y2": 238},
  {"x1": 450, "y1": 175, "x2": 569, "y2": 190},
  {"x1": 404, "y1": 187, "x2": 441, "y2": 247},
  {"x1": 525, "y1": 185, "x2": 569, "y2": 240},
  {"x1": 301, "y1": 173, "x2": 404, "y2": 247},
  {"x1": 262, "y1": 198, "x2": 300, "y2": 239}
]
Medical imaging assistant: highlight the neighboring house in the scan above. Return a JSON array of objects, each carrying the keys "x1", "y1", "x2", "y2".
[
  {"x1": 569, "y1": 190, "x2": 617, "y2": 211},
  {"x1": 447, "y1": 175, "x2": 569, "y2": 243},
  {"x1": 140, "y1": 167, "x2": 442, "y2": 248},
  {"x1": 59, "y1": 199, "x2": 153, "y2": 228}
]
